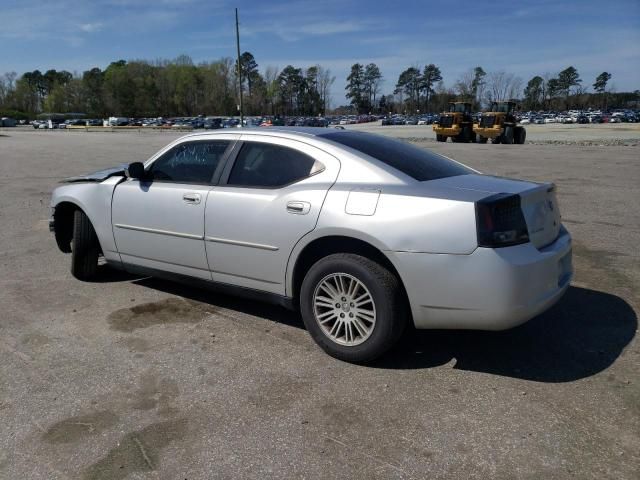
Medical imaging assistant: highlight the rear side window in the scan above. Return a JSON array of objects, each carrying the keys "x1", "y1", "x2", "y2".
[
  {"x1": 149, "y1": 140, "x2": 230, "y2": 184},
  {"x1": 321, "y1": 131, "x2": 472, "y2": 181},
  {"x1": 227, "y1": 142, "x2": 324, "y2": 188}
]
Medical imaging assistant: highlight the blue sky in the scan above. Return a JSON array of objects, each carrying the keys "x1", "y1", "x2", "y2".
[{"x1": 1, "y1": 0, "x2": 638, "y2": 105}]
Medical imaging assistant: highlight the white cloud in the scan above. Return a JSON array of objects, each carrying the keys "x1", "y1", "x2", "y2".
[
  {"x1": 80, "y1": 23, "x2": 103, "y2": 33},
  {"x1": 241, "y1": 14, "x2": 379, "y2": 43},
  {"x1": 296, "y1": 21, "x2": 368, "y2": 36}
]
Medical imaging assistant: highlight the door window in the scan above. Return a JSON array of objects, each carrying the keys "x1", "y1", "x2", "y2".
[
  {"x1": 148, "y1": 140, "x2": 230, "y2": 184},
  {"x1": 227, "y1": 142, "x2": 324, "y2": 188}
]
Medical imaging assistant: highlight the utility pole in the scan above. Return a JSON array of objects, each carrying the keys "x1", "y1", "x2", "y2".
[{"x1": 235, "y1": 8, "x2": 244, "y2": 127}]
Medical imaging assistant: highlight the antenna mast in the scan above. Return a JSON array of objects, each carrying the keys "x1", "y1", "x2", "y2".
[{"x1": 235, "y1": 8, "x2": 244, "y2": 127}]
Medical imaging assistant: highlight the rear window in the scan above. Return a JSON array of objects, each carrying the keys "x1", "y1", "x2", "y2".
[{"x1": 321, "y1": 131, "x2": 472, "y2": 181}]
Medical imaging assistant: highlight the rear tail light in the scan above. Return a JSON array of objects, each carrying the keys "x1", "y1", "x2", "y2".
[{"x1": 475, "y1": 193, "x2": 530, "y2": 247}]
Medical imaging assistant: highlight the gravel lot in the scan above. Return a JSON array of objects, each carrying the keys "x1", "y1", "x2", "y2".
[
  {"x1": 1, "y1": 128, "x2": 638, "y2": 479},
  {"x1": 348, "y1": 121, "x2": 640, "y2": 146}
]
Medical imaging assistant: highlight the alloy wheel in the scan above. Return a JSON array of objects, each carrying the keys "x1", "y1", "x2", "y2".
[{"x1": 312, "y1": 273, "x2": 376, "y2": 346}]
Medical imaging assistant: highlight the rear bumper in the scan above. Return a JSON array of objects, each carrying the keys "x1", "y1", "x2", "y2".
[{"x1": 390, "y1": 228, "x2": 572, "y2": 330}]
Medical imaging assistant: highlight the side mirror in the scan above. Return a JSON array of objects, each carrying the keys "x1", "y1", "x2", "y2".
[{"x1": 124, "y1": 162, "x2": 145, "y2": 180}]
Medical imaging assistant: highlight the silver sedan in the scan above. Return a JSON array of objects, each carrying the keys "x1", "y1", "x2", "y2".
[{"x1": 50, "y1": 128, "x2": 572, "y2": 362}]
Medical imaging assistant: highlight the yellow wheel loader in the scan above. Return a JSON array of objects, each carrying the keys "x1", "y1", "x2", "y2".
[
  {"x1": 433, "y1": 102, "x2": 476, "y2": 143},
  {"x1": 473, "y1": 101, "x2": 526, "y2": 144}
]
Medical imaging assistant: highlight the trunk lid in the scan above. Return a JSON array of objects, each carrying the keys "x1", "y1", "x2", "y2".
[
  {"x1": 429, "y1": 174, "x2": 562, "y2": 248},
  {"x1": 518, "y1": 183, "x2": 561, "y2": 249}
]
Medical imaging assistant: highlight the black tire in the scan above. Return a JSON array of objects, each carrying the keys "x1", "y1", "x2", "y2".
[
  {"x1": 503, "y1": 126, "x2": 514, "y2": 144},
  {"x1": 71, "y1": 210, "x2": 99, "y2": 280},
  {"x1": 478, "y1": 135, "x2": 488, "y2": 144},
  {"x1": 515, "y1": 127, "x2": 527, "y2": 144},
  {"x1": 300, "y1": 253, "x2": 407, "y2": 363},
  {"x1": 465, "y1": 126, "x2": 474, "y2": 142},
  {"x1": 436, "y1": 134, "x2": 446, "y2": 142}
]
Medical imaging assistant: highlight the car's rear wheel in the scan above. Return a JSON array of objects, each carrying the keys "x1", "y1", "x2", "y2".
[
  {"x1": 70, "y1": 210, "x2": 99, "y2": 280},
  {"x1": 300, "y1": 253, "x2": 406, "y2": 363}
]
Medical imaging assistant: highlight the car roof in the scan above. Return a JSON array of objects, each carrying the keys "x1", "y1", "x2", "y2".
[{"x1": 182, "y1": 126, "x2": 350, "y2": 141}]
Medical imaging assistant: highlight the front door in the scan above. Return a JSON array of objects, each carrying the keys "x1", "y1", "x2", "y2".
[
  {"x1": 204, "y1": 136, "x2": 339, "y2": 294},
  {"x1": 112, "y1": 139, "x2": 233, "y2": 279}
]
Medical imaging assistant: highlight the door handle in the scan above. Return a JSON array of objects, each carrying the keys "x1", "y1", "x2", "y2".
[
  {"x1": 183, "y1": 193, "x2": 201, "y2": 205},
  {"x1": 286, "y1": 201, "x2": 311, "y2": 215}
]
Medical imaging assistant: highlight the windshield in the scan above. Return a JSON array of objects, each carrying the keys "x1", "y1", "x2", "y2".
[
  {"x1": 321, "y1": 131, "x2": 473, "y2": 182},
  {"x1": 449, "y1": 103, "x2": 468, "y2": 113},
  {"x1": 491, "y1": 103, "x2": 511, "y2": 113}
]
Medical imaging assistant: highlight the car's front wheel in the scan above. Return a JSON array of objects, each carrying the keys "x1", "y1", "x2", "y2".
[
  {"x1": 300, "y1": 253, "x2": 406, "y2": 363},
  {"x1": 70, "y1": 210, "x2": 99, "y2": 280}
]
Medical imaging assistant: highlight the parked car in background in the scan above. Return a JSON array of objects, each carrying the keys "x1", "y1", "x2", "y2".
[
  {"x1": 49, "y1": 128, "x2": 572, "y2": 362},
  {"x1": 204, "y1": 118, "x2": 223, "y2": 129},
  {"x1": 108, "y1": 117, "x2": 129, "y2": 126},
  {"x1": 1, "y1": 117, "x2": 17, "y2": 127}
]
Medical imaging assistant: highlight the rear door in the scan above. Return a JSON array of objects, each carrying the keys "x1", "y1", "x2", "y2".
[
  {"x1": 112, "y1": 138, "x2": 235, "y2": 279},
  {"x1": 204, "y1": 136, "x2": 340, "y2": 294}
]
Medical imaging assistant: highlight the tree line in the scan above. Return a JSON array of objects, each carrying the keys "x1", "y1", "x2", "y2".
[
  {"x1": 343, "y1": 63, "x2": 638, "y2": 114},
  {"x1": 0, "y1": 53, "x2": 336, "y2": 119},
  {"x1": 0, "y1": 52, "x2": 638, "y2": 119}
]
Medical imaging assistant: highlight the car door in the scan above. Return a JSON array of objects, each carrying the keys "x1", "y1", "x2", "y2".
[
  {"x1": 204, "y1": 136, "x2": 340, "y2": 294},
  {"x1": 112, "y1": 138, "x2": 235, "y2": 279}
]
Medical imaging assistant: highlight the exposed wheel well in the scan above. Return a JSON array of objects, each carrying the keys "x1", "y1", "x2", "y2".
[
  {"x1": 53, "y1": 202, "x2": 78, "y2": 253},
  {"x1": 291, "y1": 236, "x2": 410, "y2": 315},
  {"x1": 53, "y1": 202, "x2": 102, "y2": 255}
]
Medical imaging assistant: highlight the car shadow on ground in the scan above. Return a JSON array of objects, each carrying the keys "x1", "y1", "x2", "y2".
[
  {"x1": 124, "y1": 275, "x2": 636, "y2": 383},
  {"x1": 373, "y1": 286, "x2": 637, "y2": 382},
  {"x1": 131, "y1": 276, "x2": 304, "y2": 330},
  {"x1": 84, "y1": 264, "x2": 147, "y2": 283}
]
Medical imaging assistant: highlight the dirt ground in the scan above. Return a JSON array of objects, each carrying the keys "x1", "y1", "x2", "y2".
[
  {"x1": 349, "y1": 120, "x2": 640, "y2": 145},
  {"x1": 0, "y1": 128, "x2": 638, "y2": 479}
]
